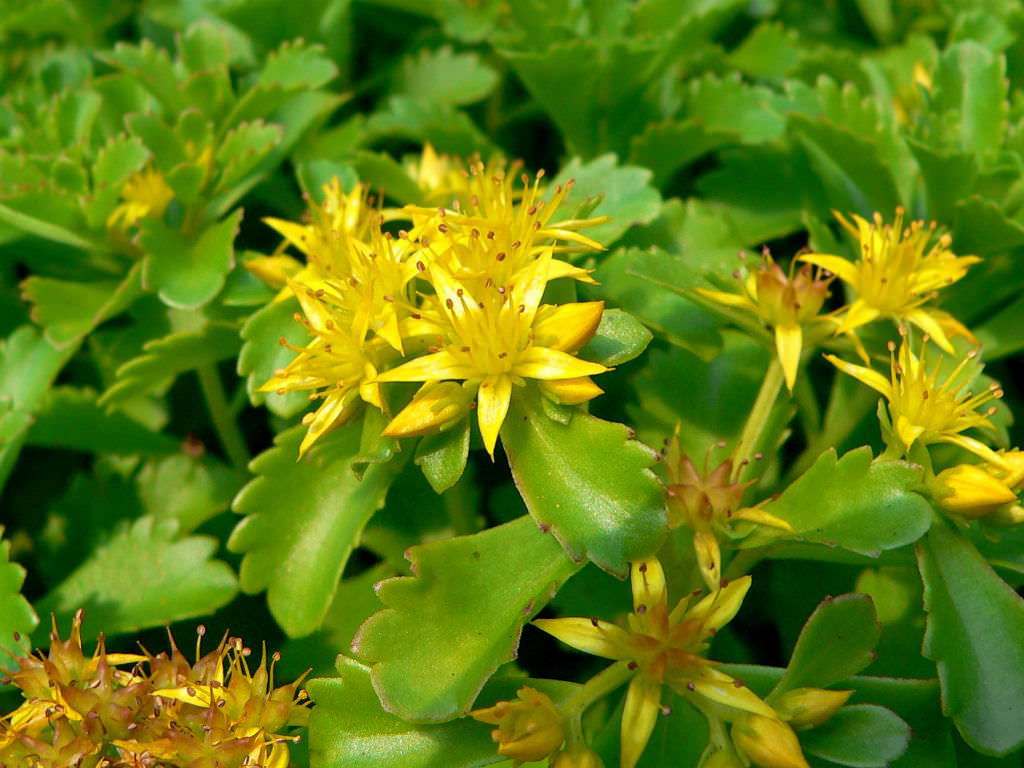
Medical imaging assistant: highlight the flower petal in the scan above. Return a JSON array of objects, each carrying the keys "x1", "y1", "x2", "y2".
[
  {"x1": 620, "y1": 674, "x2": 661, "y2": 768},
  {"x1": 799, "y1": 253, "x2": 859, "y2": 286},
  {"x1": 695, "y1": 288, "x2": 756, "y2": 311},
  {"x1": 533, "y1": 302, "x2": 605, "y2": 353},
  {"x1": 688, "y1": 575, "x2": 751, "y2": 634},
  {"x1": 834, "y1": 300, "x2": 880, "y2": 337},
  {"x1": 823, "y1": 354, "x2": 892, "y2": 398},
  {"x1": 532, "y1": 618, "x2": 630, "y2": 659},
  {"x1": 693, "y1": 529, "x2": 722, "y2": 591},
  {"x1": 904, "y1": 308, "x2": 954, "y2": 354},
  {"x1": 264, "y1": 218, "x2": 315, "y2": 257},
  {"x1": 775, "y1": 324, "x2": 803, "y2": 393},
  {"x1": 514, "y1": 346, "x2": 608, "y2": 380},
  {"x1": 631, "y1": 557, "x2": 667, "y2": 614},
  {"x1": 377, "y1": 350, "x2": 475, "y2": 383},
  {"x1": 478, "y1": 374, "x2": 512, "y2": 459},
  {"x1": 381, "y1": 382, "x2": 473, "y2": 438},
  {"x1": 686, "y1": 666, "x2": 777, "y2": 720},
  {"x1": 540, "y1": 377, "x2": 604, "y2": 405}
]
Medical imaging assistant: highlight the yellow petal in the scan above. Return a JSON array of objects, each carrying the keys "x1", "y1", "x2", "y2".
[
  {"x1": 533, "y1": 301, "x2": 605, "y2": 353},
  {"x1": 686, "y1": 666, "x2": 777, "y2": 720},
  {"x1": 514, "y1": 346, "x2": 608, "y2": 380},
  {"x1": 936, "y1": 433, "x2": 1010, "y2": 470},
  {"x1": 775, "y1": 323, "x2": 803, "y2": 393},
  {"x1": 377, "y1": 350, "x2": 476, "y2": 383},
  {"x1": 695, "y1": 288, "x2": 756, "y2": 311},
  {"x1": 478, "y1": 374, "x2": 512, "y2": 459},
  {"x1": 894, "y1": 414, "x2": 926, "y2": 451},
  {"x1": 688, "y1": 575, "x2": 751, "y2": 634},
  {"x1": 904, "y1": 308, "x2": 954, "y2": 354},
  {"x1": 732, "y1": 714, "x2": 810, "y2": 768},
  {"x1": 631, "y1": 557, "x2": 667, "y2": 614},
  {"x1": 298, "y1": 389, "x2": 359, "y2": 458},
  {"x1": 381, "y1": 382, "x2": 472, "y2": 437},
  {"x1": 693, "y1": 529, "x2": 722, "y2": 591},
  {"x1": 264, "y1": 217, "x2": 315, "y2": 257},
  {"x1": 823, "y1": 354, "x2": 892, "y2": 398},
  {"x1": 620, "y1": 674, "x2": 661, "y2": 768},
  {"x1": 244, "y1": 254, "x2": 304, "y2": 288},
  {"x1": 834, "y1": 300, "x2": 880, "y2": 337},
  {"x1": 540, "y1": 377, "x2": 604, "y2": 405},
  {"x1": 774, "y1": 687, "x2": 852, "y2": 730},
  {"x1": 732, "y1": 506, "x2": 792, "y2": 531},
  {"x1": 532, "y1": 618, "x2": 630, "y2": 659},
  {"x1": 798, "y1": 253, "x2": 859, "y2": 286}
]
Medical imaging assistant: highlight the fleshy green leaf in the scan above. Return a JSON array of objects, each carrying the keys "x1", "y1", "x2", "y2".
[
  {"x1": 501, "y1": 388, "x2": 666, "y2": 576},
  {"x1": 137, "y1": 453, "x2": 244, "y2": 534},
  {"x1": 553, "y1": 154, "x2": 661, "y2": 247},
  {"x1": 21, "y1": 263, "x2": 143, "y2": 348},
  {"x1": 140, "y1": 209, "x2": 243, "y2": 309},
  {"x1": 238, "y1": 295, "x2": 310, "y2": 416},
  {"x1": 213, "y1": 121, "x2": 284, "y2": 195},
  {"x1": 760, "y1": 448, "x2": 932, "y2": 556},
  {"x1": 228, "y1": 423, "x2": 398, "y2": 637},
  {"x1": 309, "y1": 655, "x2": 578, "y2": 767},
  {"x1": 800, "y1": 704, "x2": 911, "y2": 767},
  {"x1": 775, "y1": 594, "x2": 881, "y2": 695},
  {"x1": 27, "y1": 386, "x2": 179, "y2": 456},
  {"x1": 393, "y1": 46, "x2": 499, "y2": 107},
  {"x1": 34, "y1": 516, "x2": 237, "y2": 643},
  {"x1": 578, "y1": 308, "x2": 653, "y2": 366},
  {"x1": 352, "y1": 514, "x2": 580, "y2": 721},
  {"x1": 628, "y1": 119, "x2": 736, "y2": 188},
  {"x1": 931, "y1": 41, "x2": 1008, "y2": 164},
  {"x1": 0, "y1": 531, "x2": 38, "y2": 657},
  {"x1": 99, "y1": 322, "x2": 242, "y2": 407},
  {"x1": 415, "y1": 418, "x2": 471, "y2": 495},
  {"x1": 917, "y1": 518, "x2": 1024, "y2": 755},
  {"x1": 0, "y1": 325, "x2": 75, "y2": 493}
]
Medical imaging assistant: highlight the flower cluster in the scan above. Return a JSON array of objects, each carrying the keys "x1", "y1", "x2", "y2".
[
  {"x1": 251, "y1": 150, "x2": 610, "y2": 458},
  {"x1": 0, "y1": 611, "x2": 308, "y2": 768}
]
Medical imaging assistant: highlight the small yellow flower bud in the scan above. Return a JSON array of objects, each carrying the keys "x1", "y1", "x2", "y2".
[
  {"x1": 933, "y1": 464, "x2": 1017, "y2": 519},
  {"x1": 732, "y1": 714, "x2": 810, "y2": 768},
  {"x1": 773, "y1": 687, "x2": 852, "y2": 730},
  {"x1": 551, "y1": 743, "x2": 605, "y2": 768},
  {"x1": 987, "y1": 503, "x2": 1024, "y2": 527},
  {"x1": 470, "y1": 686, "x2": 565, "y2": 762},
  {"x1": 703, "y1": 749, "x2": 745, "y2": 768}
]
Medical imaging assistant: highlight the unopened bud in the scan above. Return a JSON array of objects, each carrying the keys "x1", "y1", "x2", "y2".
[
  {"x1": 703, "y1": 749, "x2": 745, "y2": 768},
  {"x1": 551, "y1": 743, "x2": 605, "y2": 768},
  {"x1": 732, "y1": 714, "x2": 810, "y2": 768},
  {"x1": 773, "y1": 687, "x2": 852, "y2": 730},
  {"x1": 932, "y1": 464, "x2": 1017, "y2": 519},
  {"x1": 470, "y1": 686, "x2": 565, "y2": 762}
]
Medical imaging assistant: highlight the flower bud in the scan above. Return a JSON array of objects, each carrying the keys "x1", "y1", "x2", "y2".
[
  {"x1": 933, "y1": 464, "x2": 1017, "y2": 519},
  {"x1": 470, "y1": 686, "x2": 565, "y2": 762},
  {"x1": 703, "y1": 748, "x2": 745, "y2": 768},
  {"x1": 773, "y1": 687, "x2": 852, "y2": 730},
  {"x1": 732, "y1": 713, "x2": 810, "y2": 768},
  {"x1": 551, "y1": 743, "x2": 605, "y2": 768}
]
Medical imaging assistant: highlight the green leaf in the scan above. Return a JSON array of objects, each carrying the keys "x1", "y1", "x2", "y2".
[
  {"x1": 352, "y1": 514, "x2": 580, "y2": 721},
  {"x1": 415, "y1": 418, "x2": 471, "y2": 495},
  {"x1": 905, "y1": 139, "x2": 977, "y2": 224},
  {"x1": 501, "y1": 389, "x2": 666, "y2": 576},
  {"x1": 213, "y1": 121, "x2": 284, "y2": 195},
  {"x1": 917, "y1": 518, "x2": 1024, "y2": 755},
  {"x1": 27, "y1": 387, "x2": 179, "y2": 456},
  {"x1": 775, "y1": 594, "x2": 881, "y2": 695},
  {"x1": 0, "y1": 531, "x2": 38, "y2": 657},
  {"x1": 800, "y1": 704, "x2": 910, "y2": 767},
  {"x1": 552, "y1": 154, "x2": 661, "y2": 247},
  {"x1": 726, "y1": 22, "x2": 800, "y2": 80},
  {"x1": 97, "y1": 39, "x2": 185, "y2": 113},
  {"x1": 628, "y1": 119, "x2": 737, "y2": 188},
  {"x1": 309, "y1": 656, "x2": 578, "y2": 767},
  {"x1": 761, "y1": 448, "x2": 932, "y2": 556},
  {"x1": 99, "y1": 322, "x2": 242, "y2": 407},
  {"x1": 682, "y1": 73, "x2": 787, "y2": 144},
  {"x1": 34, "y1": 516, "x2": 237, "y2": 643},
  {"x1": 256, "y1": 39, "x2": 338, "y2": 91},
  {"x1": 789, "y1": 113, "x2": 901, "y2": 217},
  {"x1": 0, "y1": 325, "x2": 75, "y2": 493},
  {"x1": 228, "y1": 423, "x2": 398, "y2": 637},
  {"x1": 0, "y1": 201, "x2": 96, "y2": 251},
  {"x1": 137, "y1": 454, "x2": 244, "y2": 534},
  {"x1": 126, "y1": 112, "x2": 186, "y2": 170},
  {"x1": 237, "y1": 295, "x2": 310, "y2": 417},
  {"x1": 931, "y1": 41, "x2": 1008, "y2": 163},
  {"x1": 349, "y1": 150, "x2": 427, "y2": 205},
  {"x1": 21, "y1": 263, "x2": 144, "y2": 348},
  {"x1": 393, "y1": 45, "x2": 499, "y2": 107},
  {"x1": 578, "y1": 308, "x2": 653, "y2": 366},
  {"x1": 364, "y1": 97, "x2": 493, "y2": 157},
  {"x1": 86, "y1": 135, "x2": 150, "y2": 228},
  {"x1": 140, "y1": 209, "x2": 243, "y2": 309}
]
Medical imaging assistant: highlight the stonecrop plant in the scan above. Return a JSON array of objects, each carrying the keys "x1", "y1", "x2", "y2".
[{"x1": 5, "y1": 1, "x2": 1024, "y2": 767}]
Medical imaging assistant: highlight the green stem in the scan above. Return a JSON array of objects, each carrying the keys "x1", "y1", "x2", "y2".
[
  {"x1": 733, "y1": 357, "x2": 784, "y2": 483},
  {"x1": 197, "y1": 364, "x2": 251, "y2": 471},
  {"x1": 562, "y1": 662, "x2": 634, "y2": 721},
  {"x1": 723, "y1": 545, "x2": 777, "y2": 581}
]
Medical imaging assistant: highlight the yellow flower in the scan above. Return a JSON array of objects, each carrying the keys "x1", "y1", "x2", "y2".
[
  {"x1": 106, "y1": 166, "x2": 175, "y2": 230},
  {"x1": 470, "y1": 686, "x2": 565, "y2": 763},
  {"x1": 697, "y1": 251, "x2": 832, "y2": 391},
  {"x1": 801, "y1": 209, "x2": 979, "y2": 356},
  {"x1": 535, "y1": 558, "x2": 779, "y2": 768},
  {"x1": 259, "y1": 281, "x2": 386, "y2": 458},
  {"x1": 824, "y1": 331, "x2": 1005, "y2": 466},
  {"x1": 377, "y1": 252, "x2": 608, "y2": 458},
  {"x1": 406, "y1": 159, "x2": 605, "y2": 292},
  {"x1": 772, "y1": 687, "x2": 852, "y2": 730},
  {"x1": 405, "y1": 142, "x2": 477, "y2": 205},
  {"x1": 664, "y1": 428, "x2": 791, "y2": 590}
]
